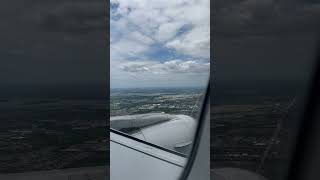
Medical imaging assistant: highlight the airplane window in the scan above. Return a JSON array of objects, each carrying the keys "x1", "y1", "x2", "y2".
[
  {"x1": 211, "y1": 0, "x2": 320, "y2": 179},
  {"x1": 110, "y1": 0, "x2": 210, "y2": 158}
]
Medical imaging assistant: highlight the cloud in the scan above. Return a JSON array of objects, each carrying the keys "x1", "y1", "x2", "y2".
[
  {"x1": 120, "y1": 60, "x2": 209, "y2": 74},
  {"x1": 111, "y1": 59, "x2": 209, "y2": 88},
  {"x1": 0, "y1": 0, "x2": 108, "y2": 85},
  {"x1": 155, "y1": 21, "x2": 184, "y2": 42},
  {"x1": 111, "y1": 0, "x2": 210, "y2": 59},
  {"x1": 25, "y1": 0, "x2": 106, "y2": 34},
  {"x1": 111, "y1": 30, "x2": 154, "y2": 59},
  {"x1": 110, "y1": 0, "x2": 210, "y2": 88},
  {"x1": 214, "y1": 0, "x2": 320, "y2": 37},
  {"x1": 165, "y1": 25, "x2": 210, "y2": 59}
]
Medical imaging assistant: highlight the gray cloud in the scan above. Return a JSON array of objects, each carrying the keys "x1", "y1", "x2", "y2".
[
  {"x1": 0, "y1": 0, "x2": 107, "y2": 86},
  {"x1": 29, "y1": 1, "x2": 107, "y2": 34},
  {"x1": 213, "y1": 0, "x2": 320, "y2": 85},
  {"x1": 213, "y1": 0, "x2": 320, "y2": 37}
]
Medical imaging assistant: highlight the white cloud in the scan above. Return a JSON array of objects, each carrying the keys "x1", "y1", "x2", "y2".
[
  {"x1": 119, "y1": 60, "x2": 209, "y2": 74},
  {"x1": 155, "y1": 21, "x2": 184, "y2": 42},
  {"x1": 111, "y1": 59, "x2": 209, "y2": 88},
  {"x1": 111, "y1": 0, "x2": 210, "y2": 88},
  {"x1": 165, "y1": 25, "x2": 210, "y2": 59},
  {"x1": 111, "y1": 29, "x2": 154, "y2": 59},
  {"x1": 111, "y1": 0, "x2": 210, "y2": 59}
]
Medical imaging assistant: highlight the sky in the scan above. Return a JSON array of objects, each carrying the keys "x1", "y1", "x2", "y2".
[
  {"x1": 0, "y1": 0, "x2": 319, "y2": 90},
  {"x1": 212, "y1": 0, "x2": 320, "y2": 84},
  {"x1": 110, "y1": 0, "x2": 210, "y2": 88},
  {"x1": 0, "y1": 0, "x2": 107, "y2": 87}
]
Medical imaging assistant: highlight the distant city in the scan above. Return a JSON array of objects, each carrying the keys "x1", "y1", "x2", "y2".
[{"x1": 111, "y1": 87, "x2": 206, "y2": 118}]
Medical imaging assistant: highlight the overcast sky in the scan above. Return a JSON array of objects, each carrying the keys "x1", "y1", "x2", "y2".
[
  {"x1": 1, "y1": 0, "x2": 319, "y2": 89},
  {"x1": 0, "y1": 0, "x2": 107, "y2": 87},
  {"x1": 212, "y1": 0, "x2": 320, "y2": 83},
  {"x1": 110, "y1": 0, "x2": 210, "y2": 88}
]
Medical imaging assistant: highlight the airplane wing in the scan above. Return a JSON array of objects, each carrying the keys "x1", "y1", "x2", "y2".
[
  {"x1": 110, "y1": 113, "x2": 174, "y2": 130},
  {"x1": 110, "y1": 129, "x2": 187, "y2": 180},
  {"x1": 110, "y1": 113, "x2": 196, "y2": 180},
  {"x1": 110, "y1": 113, "x2": 197, "y2": 154}
]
